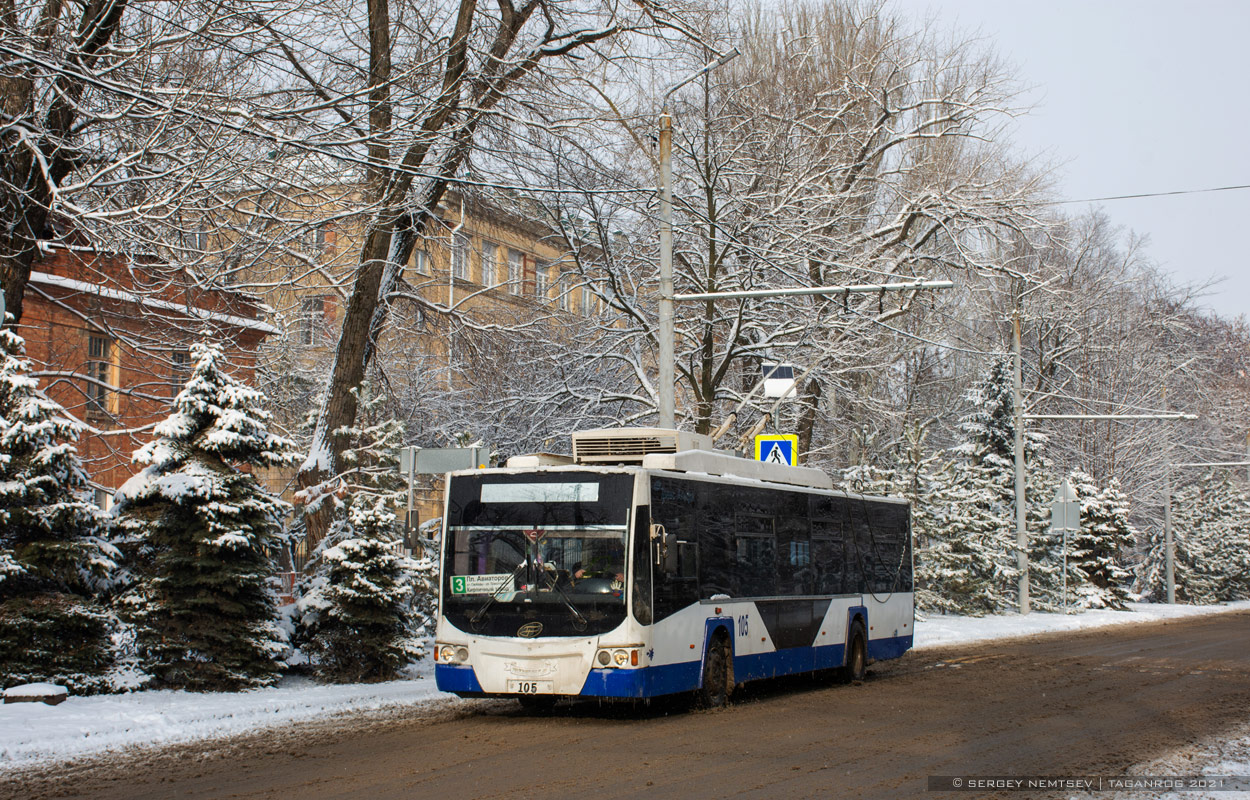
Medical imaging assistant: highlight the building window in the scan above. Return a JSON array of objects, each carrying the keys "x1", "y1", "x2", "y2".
[
  {"x1": 581, "y1": 284, "x2": 595, "y2": 316},
  {"x1": 299, "y1": 223, "x2": 328, "y2": 254},
  {"x1": 452, "y1": 234, "x2": 469, "y2": 280},
  {"x1": 534, "y1": 261, "x2": 549, "y2": 300},
  {"x1": 190, "y1": 230, "x2": 208, "y2": 252},
  {"x1": 413, "y1": 249, "x2": 429, "y2": 275},
  {"x1": 507, "y1": 249, "x2": 524, "y2": 295},
  {"x1": 170, "y1": 350, "x2": 191, "y2": 394},
  {"x1": 86, "y1": 334, "x2": 113, "y2": 420},
  {"x1": 480, "y1": 241, "x2": 498, "y2": 286},
  {"x1": 558, "y1": 274, "x2": 572, "y2": 311},
  {"x1": 297, "y1": 296, "x2": 322, "y2": 345}
]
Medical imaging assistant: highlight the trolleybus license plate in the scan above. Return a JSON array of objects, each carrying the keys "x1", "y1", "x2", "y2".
[{"x1": 508, "y1": 679, "x2": 554, "y2": 694}]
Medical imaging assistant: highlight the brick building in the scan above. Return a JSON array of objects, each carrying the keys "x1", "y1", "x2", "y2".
[{"x1": 17, "y1": 241, "x2": 276, "y2": 502}]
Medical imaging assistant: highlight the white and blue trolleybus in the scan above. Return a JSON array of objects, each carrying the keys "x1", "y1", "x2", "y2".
[{"x1": 433, "y1": 427, "x2": 914, "y2": 708}]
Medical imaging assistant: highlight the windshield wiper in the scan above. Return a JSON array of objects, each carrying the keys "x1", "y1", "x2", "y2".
[
  {"x1": 539, "y1": 566, "x2": 589, "y2": 630},
  {"x1": 469, "y1": 561, "x2": 527, "y2": 628}
]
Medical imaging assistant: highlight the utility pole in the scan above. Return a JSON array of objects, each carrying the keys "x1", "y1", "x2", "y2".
[
  {"x1": 1164, "y1": 468, "x2": 1174, "y2": 604},
  {"x1": 657, "y1": 110, "x2": 675, "y2": 429},
  {"x1": 656, "y1": 49, "x2": 738, "y2": 430},
  {"x1": 1011, "y1": 311, "x2": 1028, "y2": 614}
]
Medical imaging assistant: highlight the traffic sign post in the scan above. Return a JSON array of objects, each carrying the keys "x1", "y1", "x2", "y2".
[
  {"x1": 399, "y1": 446, "x2": 489, "y2": 550},
  {"x1": 1050, "y1": 478, "x2": 1080, "y2": 610},
  {"x1": 754, "y1": 434, "x2": 798, "y2": 466}
]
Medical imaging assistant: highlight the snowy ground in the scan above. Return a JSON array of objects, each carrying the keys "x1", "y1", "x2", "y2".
[
  {"x1": 915, "y1": 599, "x2": 1250, "y2": 650},
  {"x1": 1, "y1": 600, "x2": 1248, "y2": 778}
]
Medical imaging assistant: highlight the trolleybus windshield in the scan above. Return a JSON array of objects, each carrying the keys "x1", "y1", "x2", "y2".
[{"x1": 442, "y1": 472, "x2": 634, "y2": 637}]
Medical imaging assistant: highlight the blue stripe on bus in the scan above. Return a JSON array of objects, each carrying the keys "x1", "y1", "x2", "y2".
[
  {"x1": 435, "y1": 663, "x2": 484, "y2": 693},
  {"x1": 867, "y1": 633, "x2": 913, "y2": 661},
  {"x1": 439, "y1": 635, "x2": 914, "y2": 699},
  {"x1": 578, "y1": 636, "x2": 918, "y2": 699}
]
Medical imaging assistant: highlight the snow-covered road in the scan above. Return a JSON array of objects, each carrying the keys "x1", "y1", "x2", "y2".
[{"x1": 3, "y1": 600, "x2": 1249, "y2": 785}]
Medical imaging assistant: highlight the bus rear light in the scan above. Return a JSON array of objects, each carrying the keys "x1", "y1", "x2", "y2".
[
  {"x1": 438, "y1": 645, "x2": 468, "y2": 664},
  {"x1": 612, "y1": 649, "x2": 628, "y2": 666},
  {"x1": 456, "y1": 647, "x2": 469, "y2": 663},
  {"x1": 597, "y1": 650, "x2": 611, "y2": 667},
  {"x1": 631, "y1": 650, "x2": 638, "y2": 666},
  {"x1": 439, "y1": 645, "x2": 456, "y2": 662}
]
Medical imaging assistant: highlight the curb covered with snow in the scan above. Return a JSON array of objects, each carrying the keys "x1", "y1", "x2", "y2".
[{"x1": 3, "y1": 601, "x2": 1248, "y2": 772}]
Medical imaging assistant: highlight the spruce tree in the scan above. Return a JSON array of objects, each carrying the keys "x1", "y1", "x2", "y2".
[
  {"x1": 296, "y1": 496, "x2": 423, "y2": 681},
  {"x1": 113, "y1": 341, "x2": 298, "y2": 690},
  {"x1": 0, "y1": 326, "x2": 117, "y2": 692},
  {"x1": 915, "y1": 460, "x2": 1005, "y2": 615},
  {"x1": 1066, "y1": 472, "x2": 1134, "y2": 610},
  {"x1": 951, "y1": 359, "x2": 1047, "y2": 609},
  {"x1": 293, "y1": 383, "x2": 433, "y2": 681}
]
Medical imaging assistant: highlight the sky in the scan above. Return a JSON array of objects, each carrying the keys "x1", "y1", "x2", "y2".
[{"x1": 887, "y1": 0, "x2": 1250, "y2": 322}]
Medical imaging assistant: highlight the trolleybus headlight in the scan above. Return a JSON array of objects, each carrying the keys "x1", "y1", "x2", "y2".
[
  {"x1": 596, "y1": 650, "x2": 612, "y2": 667},
  {"x1": 439, "y1": 645, "x2": 457, "y2": 663},
  {"x1": 613, "y1": 649, "x2": 628, "y2": 666},
  {"x1": 455, "y1": 647, "x2": 469, "y2": 663}
]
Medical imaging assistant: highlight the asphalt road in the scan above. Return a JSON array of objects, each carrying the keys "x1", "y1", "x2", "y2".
[{"x1": 8, "y1": 610, "x2": 1250, "y2": 800}]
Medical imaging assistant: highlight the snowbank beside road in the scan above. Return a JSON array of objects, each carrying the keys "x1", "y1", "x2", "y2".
[
  {"x1": 915, "y1": 600, "x2": 1250, "y2": 650},
  {"x1": 0, "y1": 663, "x2": 453, "y2": 769},
  {"x1": 2, "y1": 601, "x2": 1248, "y2": 771}
]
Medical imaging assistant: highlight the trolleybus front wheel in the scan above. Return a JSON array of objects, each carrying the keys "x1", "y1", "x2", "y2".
[{"x1": 697, "y1": 632, "x2": 733, "y2": 709}]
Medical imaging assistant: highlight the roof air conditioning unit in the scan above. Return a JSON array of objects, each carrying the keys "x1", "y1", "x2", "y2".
[{"x1": 571, "y1": 427, "x2": 714, "y2": 464}]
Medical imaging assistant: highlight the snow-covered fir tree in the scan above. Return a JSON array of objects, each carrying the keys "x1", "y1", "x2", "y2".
[
  {"x1": 293, "y1": 383, "x2": 434, "y2": 680},
  {"x1": 916, "y1": 459, "x2": 1010, "y2": 615},
  {"x1": 1066, "y1": 472, "x2": 1134, "y2": 610},
  {"x1": 0, "y1": 325, "x2": 117, "y2": 692},
  {"x1": 1152, "y1": 474, "x2": 1250, "y2": 603},
  {"x1": 113, "y1": 340, "x2": 298, "y2": 690},
  {"x1": 296, "y1": 496, "x2": 424, "y2": 681},
  {"x1": 948, "y1": 359, "x2": 1050, "y2": 610}
]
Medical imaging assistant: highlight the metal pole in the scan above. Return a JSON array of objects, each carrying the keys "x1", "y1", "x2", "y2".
[
  {"x1": 657, "y1": 111, "x2": 675, "y2": 430},
  {"x1": 1062, "y1": 525, "x2": 1068, "y2": 611},
  {"x1": 1164, "y1": 468, "x2": 1175, "y2": 604},
  {"x1": 405, "y1": 450, "x2": 417, "y2": 553},
  {"x1": 1012, "y1": 312, "x2": 1029, "y2": 614}
]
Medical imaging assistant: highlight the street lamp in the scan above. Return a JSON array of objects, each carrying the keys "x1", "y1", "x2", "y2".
[{"x1": 657, "y1": 48, "x2": 739, "y2": 430}]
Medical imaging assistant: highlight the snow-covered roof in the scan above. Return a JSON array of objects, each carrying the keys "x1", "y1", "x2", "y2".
[{"x1": 29, "y1": 271, "x2": 278, "y2": 334}]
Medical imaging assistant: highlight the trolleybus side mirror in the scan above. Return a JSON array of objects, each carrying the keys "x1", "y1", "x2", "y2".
[{"x1": 651, "y1": 523, "x2": 678, "y2": 574}]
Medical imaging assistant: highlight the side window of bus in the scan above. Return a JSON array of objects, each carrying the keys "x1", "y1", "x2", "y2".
[
  {"x1": 811, "y1": 518, "x2": 843, "y2": 594},
  {"x1": 734, "y1": 513, "x2": 776, "y2": 597},
  {"x1": 650, "y1": 478, "x2": 701, "y2": 622},
  {"x1": 775, "y1": 500, "x2": 811, "y2": 595},
  {"x1": 632, "y1": 506, "x2": 653, "y2": 625},
  {"x1": 868, "y1": 504, "x2": 912, "y2": 593},
  {"x1": 840, "y1": 498, "x2": 870, "y2": 594},
  {"x1": 695, "y1": 484, "x2": 733, "y2": 597}
]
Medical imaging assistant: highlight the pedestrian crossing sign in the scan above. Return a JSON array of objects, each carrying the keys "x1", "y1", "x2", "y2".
[{"x1": 754, "y1": 434, "x2": 799, "y2": 466}]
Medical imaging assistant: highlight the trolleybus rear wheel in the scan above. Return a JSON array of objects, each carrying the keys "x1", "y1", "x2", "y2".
[{"x1": 840, "y1": 620, "x2": 868, "y2": 684}]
